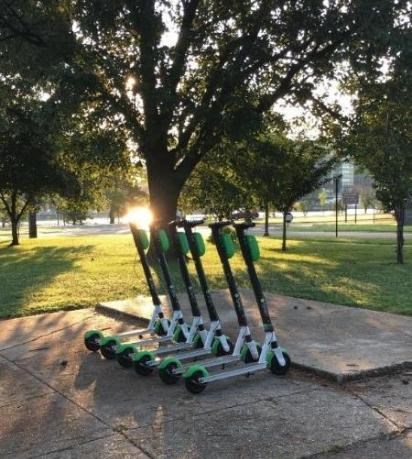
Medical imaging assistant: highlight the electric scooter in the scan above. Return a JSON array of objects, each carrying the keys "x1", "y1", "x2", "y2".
[
  {"x1": 83, "y1": 223, "x2": 171, "y2": 357},
  {"x1": 183, "y1": 222, "x2": 291, "y2": 394},
  {"x1": 158, "y1": 221, "x2": 261, "y2": 388},
  {"x1": 135, "y1": 219, "x2": 234, "y2": 383},
  {"x1": 116, "y1": 220, "x2": 212, "y2": 369},
  {"x1": 103, "y1": 223, "x2": 197, "y2": 367}
]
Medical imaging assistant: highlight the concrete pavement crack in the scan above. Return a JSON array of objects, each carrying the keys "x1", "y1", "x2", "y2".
[
  {"x1": 301, "y1": 430, "x2": 409, "y2": 458},
  {"x1": 346, "y1": 386, "x2": 404, "y2": 432},
  {"x1": 0, "y1": 314, "x2": 95, "y2": 351},
  {"x1": 0, "y1": 352, "x2": 151, "y2": 458}
]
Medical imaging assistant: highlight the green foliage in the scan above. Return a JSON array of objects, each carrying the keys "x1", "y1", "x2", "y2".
[{"x1": 342, "y1": 40, "x2": 412, "y2": 262}]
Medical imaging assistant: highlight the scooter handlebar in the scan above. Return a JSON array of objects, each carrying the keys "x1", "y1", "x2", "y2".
[
  {"x1": 173, "y1": 219, "x2": 204, "y2": 229},
  {"x1": 208, "y1": 221, "x2": 232, "y2": 230},
  {"x1": 233, "y1": 221, "x2": 256, "y2": 230}
]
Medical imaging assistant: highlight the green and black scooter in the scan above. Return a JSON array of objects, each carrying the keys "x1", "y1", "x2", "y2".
[
  {"x1": 131, "y1": 219, "x2": 233, "y2": 376},
  {"x1": 131, "y1": 219, "x2": 234, "y2": 382},
  {"x1": 104, "y1": 222, "x2": 206, "y2": 366},
  {"x1": 83, "y1": 223, "x2": 171, "y2": 357},
  {"x1": 183, "y1": 222, "x2": 291, "y2": 394},
  {"x1": 157, "y1": 221, "x2": 262, "y2": 387}
]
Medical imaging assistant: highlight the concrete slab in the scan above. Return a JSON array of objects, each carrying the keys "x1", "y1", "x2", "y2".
[
  {"x1": 0, "y1": 309, "x2": 95, "y2": 351},
  {"x1": 0, "y1": 309, "x2": 408, "y2": 459},
  {"x1": 0, "y1": 392, "x2": 112, "y2": 458},
  {"x1": 125, "y1": 388, "x2": 397, "y2": 459},
  {"x1": 348, "y1": 373, "x2": 412, "y2": 429},
  {"x1": 0, "y1": 315, "x2": 315, "y2": 430},
  {"x1": 98, "y1": 289, "x2": 412, "y2": 382},
  {"x1": 0, "y1": 357, "x2": 53, "y2": 409},
  {"x1": 37, "y1": 434, "x2": 150, "y2": 459}
]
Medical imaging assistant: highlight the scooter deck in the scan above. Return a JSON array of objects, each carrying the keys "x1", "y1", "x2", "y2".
[
  {"x1": 201, "y1": 362, "x2": 267, "y2": 383},
  {"x1": 164, "y1": 347, "x2": 213, "y2": 362},
  {"x1": 125, "y1": 334, "x2": 175, "y2": 347},
  {"x1": 116, "y1": 328, "x2": 155, "y2": 339},
  {"x1": 180, "y1": 354, "x2": 241, "y2": 372},
  {"x1": 152, "y1": 341, "x2": 194, "y2": 356}
]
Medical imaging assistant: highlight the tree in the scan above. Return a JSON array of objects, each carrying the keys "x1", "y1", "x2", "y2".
[
  {"x1": 180, "y1": 148, "x2": 253, "y2": 220},
  {"x1": 345, "y1": 72, "x2": 412, "y2": 263},
  {"x1": 67, "y1": 0, "x2": 402, "y2": 226},
  {"x1": 239, "y1": 135, "x2": 335, "y2": 250},
  {"x1": 0, "y1": 91, "x2": 80, "y2": 244}
]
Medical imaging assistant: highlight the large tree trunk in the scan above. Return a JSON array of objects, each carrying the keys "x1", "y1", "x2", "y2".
[
  {"x1": 148, "y1": 172, "x2": 181, "y2": 226},
  {"x1": 264, "y1": 201, "x2": 269, "y2": 237},
  {"x1": 109, "y1": 206, "x2": 115, "y2": 224},
  {"x1": 146, "y1": 164, "x2": 183, "y2": 259},
  {"x1": 28, "y1": 211, "x2": 38, "y2": 238},
  {"x1": 395, "y1": 206, "x2": 405, "y2": 264},
  {"x1": 10, "y1": 217, "x2": 19, "y2": 246},
  {"x1": 281, "y1": 210, "x2": 287, "y2": 251}
]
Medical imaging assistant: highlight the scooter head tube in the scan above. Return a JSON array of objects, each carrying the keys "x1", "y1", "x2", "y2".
[
  {"x1": 245, "y1": 235, "x2": 260, "y2": 262},
  {"x1": 129, "y1": 223, "x2": 150, "y2": 251},
  {"x1": 157, "y1": 228, "x2": 170, "y2": 253},
  {"x1": 193, "y1": 232, "x2": 206, "y2": 257}
]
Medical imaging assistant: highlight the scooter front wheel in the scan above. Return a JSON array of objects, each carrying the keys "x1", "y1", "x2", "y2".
[
  {"x1": 211, "y1": 338, "x2": 234, "y2": 356},
  {"x1": 84, "y1": 331, "x2": 102, "y2": 352},
  {"x1": 100, "y1": 339, "x2": 118, "y2": 360}
]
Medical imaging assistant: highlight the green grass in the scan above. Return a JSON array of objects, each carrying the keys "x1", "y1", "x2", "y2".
[
  {"x1": 0, "y1": 234, "x2": 411, "y2": 319},
  {"x1": 286, "y1": 223, "x2": 412, "y2": 232}
]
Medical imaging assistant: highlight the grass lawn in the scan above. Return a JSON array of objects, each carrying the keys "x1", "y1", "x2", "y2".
[
  {"x1": 286, "y1": 223, "x2": 412, "y2": 232},
  {"x1": 0, "y1": 233, "x2": 411, "y2": 318}
]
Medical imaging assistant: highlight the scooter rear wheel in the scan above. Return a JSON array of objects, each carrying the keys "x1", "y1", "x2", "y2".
[
  {"x1": 134, "y1": 355, "x2": 154, "y2": 376},
  {"x1": 242, "y1": 344, "x2": 262, "y2": 363},
  {"x1": 117, "y1": 346, "x2": 135, "y2": 368},
  {"x1": 84, "y1": 333, "x2": 101, "y2": 352},
  {"x1": 159, "y1": 362, "x2": 180, "y2": 385},
  {"x1": 185, "y1": 370, "x2": 207, "y2": 394},
  {"x1": 100, "y1": 339, "x2": 118, "y2": 360}
]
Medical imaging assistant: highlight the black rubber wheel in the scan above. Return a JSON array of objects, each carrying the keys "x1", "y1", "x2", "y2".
[
  {"x1": 84, "y1": 333, "x2": 101, "y2": 352},
  {"x1": 243, "y1": 344, "x2": 262, "y2": 364},
  {"x1": 100, "y1": 339, "x2": 118, "y2": 360},
  {"x1": 213, "y1": 339, "x2": 234, "y2": 356},
  {"x1": 270, "y1": 350, "x2": 291, "y2": 375},
  {"x1": 116, "y1": 347, "x2": 135, "y2": 368},
  {"x1": 134, "y1": 355, "x2": 154, "y2": 376},
  {"x1": 159, "y1": 362, "x2": 180, "y2": 385},
  {"x1": 185, "y1": 370, "x2": 207, "y2": 394}
]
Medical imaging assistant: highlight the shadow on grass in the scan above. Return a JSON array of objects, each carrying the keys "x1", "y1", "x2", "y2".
[{"x1": 0, "y1": 244, "x2": 94, "y2": 318}]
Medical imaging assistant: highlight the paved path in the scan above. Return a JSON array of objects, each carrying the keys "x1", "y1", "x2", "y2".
[
  {"x1": 0, "y1": 307, "x2": 411, "y2": 458},
  {"x1": 99, "y1": 290, "x2": 412, "y2": 382}
]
